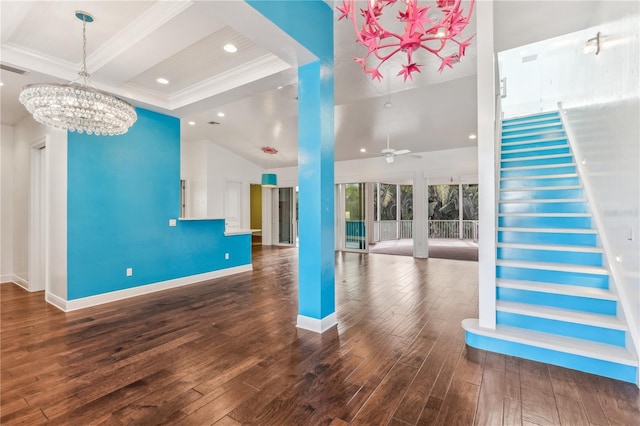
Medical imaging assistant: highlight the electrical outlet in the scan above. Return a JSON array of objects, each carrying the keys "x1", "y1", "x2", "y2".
[
  {"x1": 126, "y1": 267, "x2": 133, "y2": 276},
  {"x1": 225, "y1": 253, "x2": 229, "y2": 260},
  {"x1": 169, "y1": 219, "x2": 177, "y2": 227}
]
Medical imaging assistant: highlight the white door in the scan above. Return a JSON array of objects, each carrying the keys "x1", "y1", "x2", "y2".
[{"x1": 225, "y1": 180, "x2": 242, "y2": 231}]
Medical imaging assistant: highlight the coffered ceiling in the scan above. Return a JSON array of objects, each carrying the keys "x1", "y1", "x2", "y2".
[{"x1": 1, "y1": 1, "x2": 599, "y2": 168}]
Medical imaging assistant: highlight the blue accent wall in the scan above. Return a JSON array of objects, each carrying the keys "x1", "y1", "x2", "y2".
[{"x1": 67, "y1": 108, "x2": 251, "y2": 300}]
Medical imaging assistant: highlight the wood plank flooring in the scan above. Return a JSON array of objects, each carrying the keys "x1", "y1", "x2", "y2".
[{"x1": 1, "y1": 246, "x2": 639, "y2": 425}]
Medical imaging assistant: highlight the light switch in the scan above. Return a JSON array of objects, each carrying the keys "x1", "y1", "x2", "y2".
[{"x1": 169, "y1": 219, "x2": 177, "y2": 227}]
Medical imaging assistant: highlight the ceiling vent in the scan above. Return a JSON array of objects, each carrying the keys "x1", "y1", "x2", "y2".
[
  {"x1": 0, "y1": 63, "x2": 28, "y2": 75},
  {"x1": 522, "y1": 54, "x2": 538, "y2": 63}
]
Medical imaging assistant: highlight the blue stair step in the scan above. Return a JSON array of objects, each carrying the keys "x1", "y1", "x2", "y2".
[
  {"x1": 502, "y1": 117, "x2": 562, "y2": 130},
  {"x1": 501, "y1": 155, "x2": 573, "y2": 168},
  {"x1": 501, "y1": 147, "x2": 570, "y2": 159},
  {"x1": 496, "y1": 260, "x2": 609, "y2": 288},
  {"x1": 501, "y1": 164, "x2": 577, "y2": 178},
  {"x1": 501, "y1": 138, "x2": 568, "y2": 151},
  {"x1": 502, "y1": 112, "x2": 560, "y2": 125},
  {"x1": 502, "y1": 131, "x2": 566, "y2": 143},
  {"x1": 496, "y1": 280, "x2": 616, "y2": 315},
  {"x1": 500, "y1": 175, "x2": 581, "y2": 189},
  {"x1": 462, "y1": 319, "x2": 638, "y2": 384},
  {"x1": 498, "y1": 214, "x2": 591, "y2": 229},
  {"x1": 498, "y1": 227, "x2": 597, "y2": 246},
  {"x1": 496, "y1": 301, "x2": 626, "y2": 347},
  {"x1": 497, "y1": 243, "x2": 602, "y2": 266},
  {"x1": 502, "y1": 124, "x2": 564, "y2": 137}
]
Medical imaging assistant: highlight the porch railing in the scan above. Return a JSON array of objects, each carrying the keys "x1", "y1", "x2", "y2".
[{"x1": 373, "y1": 220, "x2": 479, "y2": 242}]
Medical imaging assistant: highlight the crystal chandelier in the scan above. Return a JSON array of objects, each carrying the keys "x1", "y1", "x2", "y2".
[
  {"x1": 19, "y1": 11, "x2": 137, "y2": 136},
  {"x1": 337, "y1": 0, "x2": 475, "y2": 81}
]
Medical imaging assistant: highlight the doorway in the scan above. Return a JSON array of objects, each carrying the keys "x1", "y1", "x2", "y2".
[
  {"x1": 225, "y1": 180, "x2": 242, "y2": 232},
  {"x1": 29, "y1": 141, "x2": 47, "y2": 293},
  {"x1": 250, "y1": 184, "x2": 262, "y2": 246},
  {"x1": 337, "y1": 183, "x2": 368, "y2": 252},
  {"x1": 276, "y1": 187, "x2": 298, "y2": 246}
]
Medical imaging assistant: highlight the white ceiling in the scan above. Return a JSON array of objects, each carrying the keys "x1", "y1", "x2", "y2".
[{"x1": 0, "y1": 1, "x2": 599, "y2": 168}]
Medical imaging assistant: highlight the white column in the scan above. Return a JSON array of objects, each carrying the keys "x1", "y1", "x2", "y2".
[
  {"x1": 477, "y1": 0, "x2": 497, "y2": 329},
  {"x1": 261, "y1": 187, "x2": 273, "y2": 245},
  {"x1": 459, "y1": 183, "x2": 464, "y2": 239},
  {"x1": 366, "y1": 182, "x2": 375, "y2": 246},
  {"x1": 413, "y1": 171, "x2": 428, "y2": 258},
  {"x1": 396, "y1": 184, "x2": 401, "y2": 239}
]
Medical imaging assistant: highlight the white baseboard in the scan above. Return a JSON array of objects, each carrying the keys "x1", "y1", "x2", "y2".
[
  {"x1": 1, "y1": 275, "x2": 29, "y2": 290},
  {"x1": 61, "y1": 264, "x2": 253, "y2": 312},
  {"x1": 46, "y1": 292, "x2": 68, "y2": 312},
  {"x1": 297, "y1": 312, "x2": 338, "y2": 333}
]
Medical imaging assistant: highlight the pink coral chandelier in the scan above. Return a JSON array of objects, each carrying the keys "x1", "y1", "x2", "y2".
[{"x1": 337, "y1": 0, "x2": 475, "y2": 81}]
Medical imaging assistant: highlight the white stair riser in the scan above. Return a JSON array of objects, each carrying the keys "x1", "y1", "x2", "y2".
[
  {"x1": 500, "y1": 176, "x2": 580, "y2": 188},
  {"x1": 498, "y1": 216, "x2": 591, "y2": 229},
  {"x1": 501, "y1": 165, "x2": 576, "y2": 178},
  {"x1": 499, "y1": 201, "x2": 588, "y2": 214},
  {"x1": 500, "y1": 188, "x2": 584, "y2": 201}
]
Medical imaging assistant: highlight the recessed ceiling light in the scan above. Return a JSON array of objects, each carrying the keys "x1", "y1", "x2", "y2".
[
  {"x1": 223, "y1": 43, "x2": 237, "y2": 53},
  {"x1": 468, "y1": 134, "x2": 477, "y2": 139},
  {"x1": 360, "y1": 148, "x2": 366, "y2": 153},
  {"x1": 0, "y1": 82, "x2": 4, "y2": 87},
  {"x1": 188, "y1": 121, "x2": 196, "y2": 126},
  {"x1": 277, "y1": 86, "x2": 283, "y2": 90},
  {"x1": 217, "y1": 112, "x2": 225, "y2": 117},
  {"x1": 156, "y1": 78, "x2": 169, "y2": 85}
]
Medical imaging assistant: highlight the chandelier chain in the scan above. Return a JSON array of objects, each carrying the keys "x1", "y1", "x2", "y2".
[{"x1": 79, "y1": 14, "x2": 90, "y2": 81}]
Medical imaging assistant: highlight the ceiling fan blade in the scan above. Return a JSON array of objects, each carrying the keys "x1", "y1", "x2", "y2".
[
  {"x1": 408, "y1": 154, "x2": 422, "y2": 159},
  {"x1": 381, "y1": 148, "x2": 395, "y2": 155},
  {"x1": 394, "y1": 149, "x2": 411, "y2": 156}
]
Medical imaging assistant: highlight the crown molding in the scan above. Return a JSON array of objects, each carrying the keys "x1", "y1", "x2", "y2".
[{"x1": 87, "y1": 1, "x2": 194, "y2": 73}]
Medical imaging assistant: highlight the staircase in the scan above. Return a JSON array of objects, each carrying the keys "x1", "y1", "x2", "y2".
[{"x1": 463, "y1": 111, "x2": 638, "y2": 384}]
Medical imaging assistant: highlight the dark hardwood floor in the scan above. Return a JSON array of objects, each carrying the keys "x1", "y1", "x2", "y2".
[{"x1": 1, "y1": 246, "x2": 639, "y2": 425}]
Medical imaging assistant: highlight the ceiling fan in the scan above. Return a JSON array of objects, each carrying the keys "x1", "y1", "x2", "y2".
[{"x1": 381, "y1": 101, "x2": 421, "y2": 164}]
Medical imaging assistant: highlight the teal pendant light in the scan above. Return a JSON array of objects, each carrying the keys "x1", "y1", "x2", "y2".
[{"x1": 261, "y1": 173, "x2": 277, "y2": 188}]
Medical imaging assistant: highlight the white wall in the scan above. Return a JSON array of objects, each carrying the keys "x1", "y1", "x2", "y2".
[
  {"x1": 499, "y1": 3, "x2": 639, "y2": 117},
  {"x1": 10, "y1": 116, "x2": 67, "y2": 300},
  {"x1": 1, "y1": 125, "x2": 14, "y2": 282},
  {"x1": 47, "y1": 129, "x2": 67, "y2": 300},
  {"x1": 181, "y1": 139, "x2": 263, "y2": 229},
  {"x1": 565, "y1": 99, "x2": 640, "y2": 355},
  {"x1": 499, "y1": 2, "x2": 639, "y2": 354},
  {"x1": 11, "y1": 117, "x2": 35, "y2": 285},
  {"x1": 269, "y1": 146, "x2": 479, "y2": 187},
  {"x1": 180, "y1": 140, "x2": 208, "y2": 218}
]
